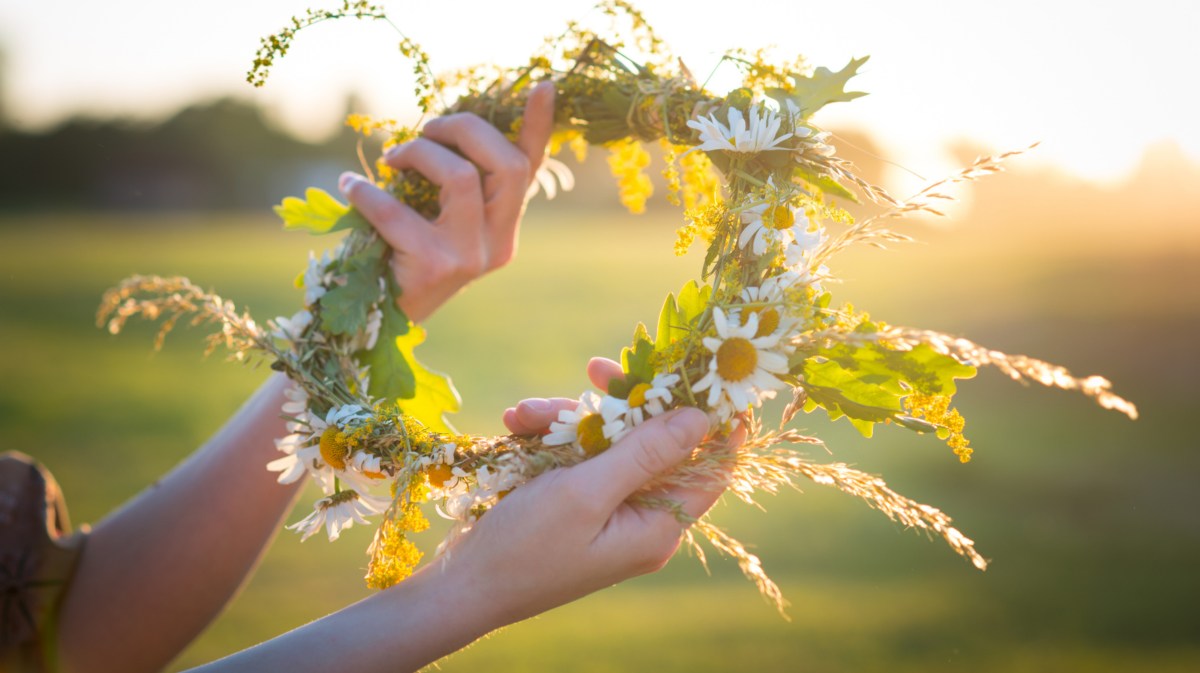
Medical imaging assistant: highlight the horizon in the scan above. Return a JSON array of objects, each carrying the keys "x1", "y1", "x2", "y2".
[{"x1": 1, "y1": 0, "x2": 1198, "y2": 193}]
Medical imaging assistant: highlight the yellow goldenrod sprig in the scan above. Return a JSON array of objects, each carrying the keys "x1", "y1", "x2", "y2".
[
  {"x1": 905, "y1": 392, "x2": 973, "y2": 463},
  {"x1": 606, "y1": 137, "x2": 654, "y2": 214}
]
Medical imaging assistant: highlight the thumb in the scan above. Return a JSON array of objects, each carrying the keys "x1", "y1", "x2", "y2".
[{"x1": 576, "y1": 408, "x2": 709, "y2": 510}]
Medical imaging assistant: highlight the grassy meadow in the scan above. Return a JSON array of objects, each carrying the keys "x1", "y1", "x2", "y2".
[{"x1": 1, "y1": 195, "x2": 1198, "y2": 671}]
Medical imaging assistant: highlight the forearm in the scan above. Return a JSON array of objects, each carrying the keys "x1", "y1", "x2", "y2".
[
  {"x1": 59, "y1": 373, "x2": 305, "y2": 673},
  {"x1": 187, "y1": 560, "x2": 500, "y2": 673}
]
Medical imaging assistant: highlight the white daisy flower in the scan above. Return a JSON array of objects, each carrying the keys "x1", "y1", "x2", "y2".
[
  {"x1": 621, "y1": 373, "x2": 681, "y2": 426},
  {"x1": 543, "y1": 391, "x2": 628, "y2": 456},
  {"x1": 420, "y1": 443, "x2": 470, "y2": 498},
  {"x1": 738, "y1": 200, "x2": 811, "y2": 256},
  {"x1": 265, "y1": 431, "x2": 309, "y2": 484},
  {"x1": 783, "y1": 228, "x2": 830, "y2": 290},
  {"x1": 270, "y1": 309, "x2": 313, "y2": 345},
  {"x1": 281, "y1": 382, "x2": 308, "y2": 417},
  {"x1": 266, "y1": 403, "x2": 373, "y2": 494},
  {"x1": 737, "y1": 280, "x2": 800, "y2": 342},
  {"x1": 526, "y1": 156, "x2": 575, "y2": 200},
  {"x1": 686, "y1": 104, "x2": 793, "y2": 154},
  {"x1": 351, "y1": 306, "x2": 383, "y2": 352},
  {"x1": 288, "y1": 489, "x2": 391, "y2": 542},
  {"x1": 691, "y1": 308, "x2": 790, "y2": 420},
  {"x1": 302, "y1": 251, "x2": 331, "y2": 307}
]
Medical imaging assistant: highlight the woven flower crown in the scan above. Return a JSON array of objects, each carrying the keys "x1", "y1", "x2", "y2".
[{"x1": 98, "y1": 1, "x2": 1136, "y2": 612}]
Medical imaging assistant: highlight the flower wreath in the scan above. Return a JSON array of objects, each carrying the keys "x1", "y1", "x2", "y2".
[{"x1": 98, "y1": 1, "x2": 1136, "y2": 612}]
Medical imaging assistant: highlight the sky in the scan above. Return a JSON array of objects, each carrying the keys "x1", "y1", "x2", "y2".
[{"x1": 1, "y1": 0, "x2": 1198, "y2": 188}]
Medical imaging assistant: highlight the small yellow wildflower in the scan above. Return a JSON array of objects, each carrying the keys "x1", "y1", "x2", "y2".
[
  {"x1": 606, "y1": 138, "x2": 653, "y2": 214},
  {"x1": 678, "y1": 146, "x2": 720, "y2": 211},
  {"x1": 906, "y1": 392, "x2": 974, "y2": 463},
  {"x1": 364, "y1": 501, "x2": 430, "y2": 590}
]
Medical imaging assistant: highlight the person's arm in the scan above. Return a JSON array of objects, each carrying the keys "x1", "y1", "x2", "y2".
[
  {"x1": 188, "y1": 406, "x2": 722, "y2": 673},
  {"x1": 57, "y1": 83, "x2": 557, "y2": 673},
  {"x1": 57, "y1": 373, "x2": 300, "y2": 673}
]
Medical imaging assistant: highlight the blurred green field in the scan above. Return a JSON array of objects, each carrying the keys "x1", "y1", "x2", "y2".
[{"x1": 1, "y1": 207, "x2": 1198, "y2": 672}]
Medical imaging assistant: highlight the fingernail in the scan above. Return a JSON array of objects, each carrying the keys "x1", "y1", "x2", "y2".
[
  {"x1": 338, "y1": 171, "x2": 362, "y2": 193},
  {"x1": 522, "y1": 398, "x2": 551, "y2": 413}
]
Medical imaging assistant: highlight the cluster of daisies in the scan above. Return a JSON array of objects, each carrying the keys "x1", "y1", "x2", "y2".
[
  {"x1": 266, "y1": 396, "x2": 392, "y2": 541},
  {"x1": 546, "y1": 101, "x2": 833, "y2": 452},
  {"x1": 264, "y1": 248, "x2": 391, "y2": 541}
]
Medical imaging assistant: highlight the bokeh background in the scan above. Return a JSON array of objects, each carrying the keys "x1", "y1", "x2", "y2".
[{"x1": 1, "y1": 1, "x2": 1198, "y2": 671}]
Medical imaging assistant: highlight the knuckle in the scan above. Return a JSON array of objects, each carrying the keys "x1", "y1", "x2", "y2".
[
  {"x1": 505, "y1": 153, "x2": 531, "y2": 180},
  {"x1": 446, "y1": 165, "x2": 482, "y2": 194},
  {"x1": 631, "y1": 440, "x2": 671, "y2": 479}
]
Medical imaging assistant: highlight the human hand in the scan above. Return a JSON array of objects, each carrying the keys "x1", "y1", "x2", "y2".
[
  {"x1": 337, "y1": 82, "x2": 556, "y2": 323},
  {"x1": 438, "y1": 404, "x2": 719, "y2": 629},
  {"x1": 421, "y1": 357, "x2": 733, "y2": 628}
]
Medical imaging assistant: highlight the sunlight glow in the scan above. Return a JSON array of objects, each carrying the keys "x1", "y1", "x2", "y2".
[{"x1": 0, "y1": 0, "x2": 1196, "y2": 184}]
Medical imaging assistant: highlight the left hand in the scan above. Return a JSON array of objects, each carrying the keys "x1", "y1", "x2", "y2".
[{"x1": 338, "y1": 82, "x2": 556, "y2": 323}]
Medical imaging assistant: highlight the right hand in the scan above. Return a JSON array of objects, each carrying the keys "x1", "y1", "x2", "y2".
[{"x1": 338, "y1": 82, "x2": 556, "y2": 324}]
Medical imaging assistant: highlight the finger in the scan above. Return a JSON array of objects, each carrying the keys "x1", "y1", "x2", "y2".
[
  {"x1": 573, "y1": 408, "x2": 709, "y2": 511},
  {"x1": 586, "y1": 357, "x2": 623, "y2": 393},
  {"x1": 506, "y1": 397, "x2": 578, "y2": 435},
  {"x1": 659, "y1": 485, "x2": 726, "y2": 520},
  {"x1": 383, "y1": 139, "x2": 485, "y2": 236},
  {"x1": 338, "y1": 172, "x2": 427, "y2": 252},
  {"x1": 515, "y1": 81, "x2": 556, "y2": 175},
  {"x1": 422, "y1": 113, "x2": 531, "y2": 214}
]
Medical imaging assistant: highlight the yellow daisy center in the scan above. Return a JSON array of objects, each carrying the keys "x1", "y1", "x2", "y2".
[
  {"x1": 716, "y1": 337, "x2": 759, "y2": 381},
  {"x1": 627, "y1": 382, "x2": 652, "y2": 408},
  {"x1": 742, "y1": 307, "x2": 780, "y2": 338},
  {"x1": 577, "y1": 413, "x2": 612, "y2": 456},
  {"x1": 766, "y1": 204, "x2": 794, "y2": 230},
  {"x1": 319, "y1": 426, "x2": 349, "y2": 470},
  {"x1": 426, "y1": 464, "x2": 454, "y2": 488}
]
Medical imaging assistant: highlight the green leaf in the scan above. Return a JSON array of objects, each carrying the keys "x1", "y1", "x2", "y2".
[
  {"x1": 701, "y1": 237, "x2": 722, "y2": 279},
  {"x1": 274, "y1": 188, "x2": 368, "y2": 236},
  {"x1": 795, "y1": 166, "x2": 859, "y2": 203},
  {"x1": 318, "y1": 239, "x2": 387, "y2": 336},
  {"x1": 765, "y1": 56, "x2": 869, "y2": 118},
  {"x1": 394, "y1": 325, "x2": 462, "y2": 433},
  {"x1": 676, "y1": 280, "x2": 711, "y2": 327},
  {"x1": 792, "y1": 321, "x2": 977, "y2": 436},
  {"x1": 654, "y1": 292, "x2": 682, "y2": 353},
  {"x1": 621, "y1": 323, "x2": 656, "y2": 382},
  {"x1": 821, "y1": 341, "x2": 977, "y2": 397},
  {"x1": 653, "y1": 280, "x2": 713, "y2": 353},
  {"x1": 361, "y1": 288, "x2": 415, "y2": 402},
  {"x1": 802, "y1": 358, "x2": 905, "y2": 437}
]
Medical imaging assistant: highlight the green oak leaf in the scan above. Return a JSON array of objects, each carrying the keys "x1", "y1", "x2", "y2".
[
  {"x1": 615, "y1": 323, "x2": 656, "y2": 396},
  {"x1": 802, "y1": 357, "x2": 905, "y2": 437},
  {"x1": 274, "y1": 187, "x2": 369, "y2": 236},
  {"x1": 317, "y1": 240, "x2": 387, "y2": 336},
  {"x1": 394, "y1": 325, "x2": 461, "y2": 433},
  {"x1": 361, "y1": 280, "x2": 414, "y2": 402},
  {"x1": 765, "y1": 56, "x2": 869, "y2": 119}
]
